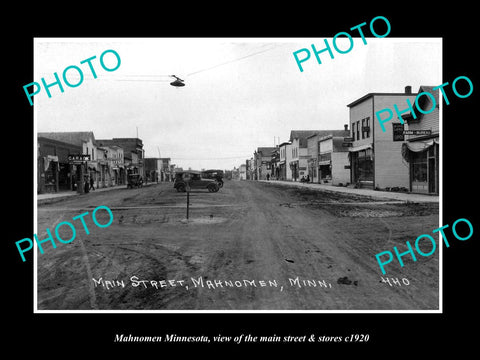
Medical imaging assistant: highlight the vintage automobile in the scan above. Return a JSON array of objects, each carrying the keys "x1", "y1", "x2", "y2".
[
  {"x1": 201, "y1": 169, "x2": 224, "y2": 188},
  {"x1": 174, "y1": 170, "x2": 219, "y2": 192},
  {"x1": 127, "y1": 173, "x2": 143, "y2": 189}
]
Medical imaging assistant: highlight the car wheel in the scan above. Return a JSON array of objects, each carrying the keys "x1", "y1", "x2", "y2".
[
  {"x1": 177, "y1": 184, "x2": 186, "y2": 192},
  {"x1": 207, "y1": 184, "x2": 215, "y2": 192}
]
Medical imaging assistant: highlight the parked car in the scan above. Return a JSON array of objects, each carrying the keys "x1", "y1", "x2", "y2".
[
  {"x1": 174, "y1": 170, "x2": 219, "y2": 192},
  {"x1": 201, "y1": 169, "x2": 224, "y2": 188},
  {"x1": 127, "y1": 174, "x2": 143, "y2": 189}
]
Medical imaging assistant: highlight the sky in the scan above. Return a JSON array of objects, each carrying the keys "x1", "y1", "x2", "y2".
[{"x1": 34, "y1": 37, "x2": 442, "y2": 170}]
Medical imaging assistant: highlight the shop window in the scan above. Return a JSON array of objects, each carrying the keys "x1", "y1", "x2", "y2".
[
  {"x1": 353, "y1": 149, "x2": 373, "y2": 182},
  {"x1": 411, "y1": 150, "x2": 428, "y2": 183}
]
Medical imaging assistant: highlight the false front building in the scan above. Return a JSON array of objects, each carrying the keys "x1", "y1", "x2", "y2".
[{"x1": 346, "y1": 86, "x2": 417, "y2": 190}]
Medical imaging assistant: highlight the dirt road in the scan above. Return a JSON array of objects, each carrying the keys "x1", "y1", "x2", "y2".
[{"x1": 36, "y1": 180, "x2": 439, "y2": 311}]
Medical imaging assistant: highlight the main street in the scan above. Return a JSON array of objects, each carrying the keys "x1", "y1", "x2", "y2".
[{"x1": 36, "y1": 180, "x2": 439, "y2": 311}]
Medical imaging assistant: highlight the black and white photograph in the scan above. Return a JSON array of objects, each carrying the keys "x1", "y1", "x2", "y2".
[
  {"x1": 33, "y1": 37, "x2": 442, "y2": 311},
  {"x1": 6, "y1": 7, "x2": 478, "y2": 354}
]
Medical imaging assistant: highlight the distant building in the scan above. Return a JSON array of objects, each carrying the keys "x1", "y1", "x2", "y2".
[
  {"x1": 97, "y1": 138, "x2": 145, "y2": 178},
  {"x1": 317, "y1": 131, "x2": 350, "y2": 185},
  {"x1": 160, "y1": 158, "x2": 172, "y2": 181},
  {"x1": 291, "y1": 129, "x2": 349, "y2": 182},
  {"x1": 278, "y1": 142, "x2": 292, "y2": 181},
  {"x1": 144, "y1": 158, "x2": 162, "y2": 183},
  {"x1": 239, "y1": 164, "x2": 247, "y2": 180},
  {"x1": 270, "y1": 147, "x2": 280, "y2": 180},
  {"x1": 289, "y1": 130, "x2": 319, "y2": 181},
  {"x1": 253, "y1": 147, "x2": 276, "y2": 180}
]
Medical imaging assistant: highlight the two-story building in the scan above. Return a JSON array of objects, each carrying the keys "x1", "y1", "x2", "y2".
[
  {"x1": 270, "y1": 147, "x2": 280, "y2": 180},
  {"x1": 400, "y1": 86, "x2": 439, "y2": 194},
  {"x1": 278, "y1": 141, "x2": 292, "y2": 181},
  {"x1": 346, "y1": 86, "x2": 417, "y2": 190},
  {"x1": 289, "y1": 130, "x2": 320, "y2": 181}
]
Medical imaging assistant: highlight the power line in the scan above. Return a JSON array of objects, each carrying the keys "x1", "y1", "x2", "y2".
[{"x1": 186, "y1": 44, "x2": 279, "y2": 77}]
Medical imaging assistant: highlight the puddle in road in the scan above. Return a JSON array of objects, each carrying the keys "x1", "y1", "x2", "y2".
[{"x1": 179, "y1": 216, "x2": 227, "y2": 225}]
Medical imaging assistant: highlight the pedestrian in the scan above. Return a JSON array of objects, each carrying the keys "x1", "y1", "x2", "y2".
[
  {"x1": 84, "y1": 177, "x2": 90, "y2": 193},
  {"x1": 90, "y1": 176, "x2": 95, "y2": 190},
  {"x1": 266, "y1": 173, "x2": 270, "y2": 181}
]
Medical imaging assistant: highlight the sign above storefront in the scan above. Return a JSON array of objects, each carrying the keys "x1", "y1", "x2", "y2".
[
  {"x1": 402, "y1": 130, "x2": 432, "y2": 136},
  {"x1": 68, "y1": 154, "x2": 91, "y2": 162}
]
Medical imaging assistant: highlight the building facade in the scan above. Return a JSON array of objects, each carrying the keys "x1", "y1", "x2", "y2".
[
  {"x1": 239, "y1": 164, "x2": 247, "y2": 180},
  {"x1": 401, "y1": 86, "x2": 440, "y2": 194},
  {"x1": 278, "y1": 142, "x2": 292, "y2": 181},
  {"x1": 144, "y1": 158, "x2": 162, "y2": 183},
  {"x1": 347, "y1": 87, "x2": 417, "y2": 190},
  {"x1": 38, "y1": 131, "x2": 99, "y2": 193},
  {"x1": 253, "y1": 147, "x2": 276, "y2": 180},
  {"x1": 289, "y1": 131, "x2": 320, "y2": 181},
  {"x1": 318, "y1": 133, "x2": 350, "y2": 185},
  {"x1": 97, "y1": 138, "x2": 145, "y2": 178},
  {"x1": 307, "y1": 134, "x2": 319, "y2": 182},
  {"x1": 37, "y1": 136, "x2": 82, "y2": 193}
]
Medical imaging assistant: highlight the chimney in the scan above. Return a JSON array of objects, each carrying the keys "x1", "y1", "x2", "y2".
[
  {"x1": 344, "y1": 124, "x2": 348, "y2": 131},
  {"x1": 405, "y1": 85, "x2": 412, "y2": 94}
]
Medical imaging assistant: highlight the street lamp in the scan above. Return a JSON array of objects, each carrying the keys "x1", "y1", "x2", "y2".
[{"x1": 170, "y1": 75, "x2": 185, "y2": 87}]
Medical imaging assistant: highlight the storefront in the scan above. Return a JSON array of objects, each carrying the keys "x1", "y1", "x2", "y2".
[
  {"x1": 289, "y1": 160, "x2": 299, "y2": 181},
  {"x1": 402, "y1": 139, "x2": 439, "y2": 194},
  {"x1": 39, "y1": 155, "x2": 59, "y2": 193},
  {"x1": 38, "y1": 137, "x2": 83, "y2": 194},
  {"x1": 349, "y1": 145, "x2": 374, "y2": 188},
  {"x1": 318, "y1": 153, "x2": 331, "y2": 183},
  {"x1": 308, "y1": 158, "x2": 318, "y2": 182}
]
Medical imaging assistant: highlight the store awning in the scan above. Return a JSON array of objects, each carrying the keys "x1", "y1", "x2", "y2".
[
  {"x1": 404, "y1": 138, "x2": 439, "y2": 152},
  {"x1": 318, "y1": 160, "x2": 331, "y2": 166},
  {"x1": 348, "y1": 144, "x2": 372, "y2": 152},
  {"x1": 402, "y1": 138, "x2": 439, "y2": 162}
]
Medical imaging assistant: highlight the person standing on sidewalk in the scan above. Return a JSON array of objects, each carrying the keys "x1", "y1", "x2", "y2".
[{"x1": 90, "y1": 176, "x2": 95, "y2": 191}]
